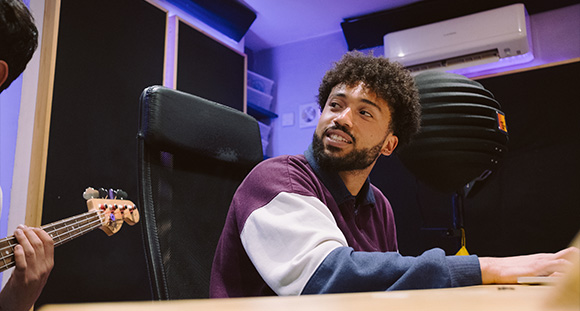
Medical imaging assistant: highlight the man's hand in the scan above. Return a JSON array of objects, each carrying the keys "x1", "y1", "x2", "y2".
[
  {"x1": 479, "y1": 246, "x2": 579, "y2": 284},
  {"x1": 0, "y1": 225, "x2": 54, "y2": 311}
]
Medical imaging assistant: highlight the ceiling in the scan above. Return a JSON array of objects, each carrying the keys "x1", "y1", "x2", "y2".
[
  {"x1": 241, "y1": 0, "x2": 424, "y2": 52},
  {"x1": 237, "y1": 0, "x2": 578, "y2": 52}
]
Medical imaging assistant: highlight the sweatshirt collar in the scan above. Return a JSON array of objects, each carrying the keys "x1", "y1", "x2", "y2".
[{"x1": 305, "y1": 144, "x2": 376, "y2": 207}]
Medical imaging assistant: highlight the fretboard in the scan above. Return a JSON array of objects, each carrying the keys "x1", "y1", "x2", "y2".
[{"x1": 0, "y1": 210, "x2": 104, "y2": 272}]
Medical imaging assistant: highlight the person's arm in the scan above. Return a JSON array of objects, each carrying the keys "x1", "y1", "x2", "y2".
[
  {"x1": 479, "y1": 246, "x2": 579, "y2": 284},
  {"x1": 302, "y1": 247, "x2": 481, "y2": 294},
  {"x1": 0, "y1": 225, "x2": 54, "y2": 311},
  {"x1": 241, "y1": 191, "x2": 482, "y2": 295}
]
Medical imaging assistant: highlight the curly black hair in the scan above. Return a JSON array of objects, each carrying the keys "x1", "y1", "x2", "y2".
[
  {"x1": 0, "y1": 0, "x2": 38, "y2": 92},
  {"x1": 317, "y1": 51, "x2": 421, "y2": 148}
]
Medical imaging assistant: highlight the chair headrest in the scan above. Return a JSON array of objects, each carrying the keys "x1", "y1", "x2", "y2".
[{"x1": 138, "y1": 85, "x2": 263, "y2": 167}]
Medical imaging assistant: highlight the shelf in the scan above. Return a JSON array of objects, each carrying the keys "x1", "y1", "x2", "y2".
[{"x1": 247, "y1": 102, "x2": 278, "y2": 119}]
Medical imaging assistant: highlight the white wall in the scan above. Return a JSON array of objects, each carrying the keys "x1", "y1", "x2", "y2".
[{"x1": 256, "y1": 4, "x2": 580, "y2": 158}]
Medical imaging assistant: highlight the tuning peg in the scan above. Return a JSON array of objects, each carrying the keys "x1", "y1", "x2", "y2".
[
  {"x1": 115, "y1": 189, "x2": 128, "y2": 199},
  {"x1": 98, "y1": 188, "x2": 109, "y2": 199},
  {"x1": 83, "y1": 187, "x2": 100, "y2": 200}
]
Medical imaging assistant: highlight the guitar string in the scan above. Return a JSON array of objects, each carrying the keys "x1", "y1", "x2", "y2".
[
  {"x1": 0, "y1": 210, "x2": 107, "y2": 271},
  {"x1": 48, "y1": 211, "x2": 105, "y2": 247},
  {"x1": 0, "y1": 211, "x2": 95, "y2": 254},
  {"x1": 0, "y1": 202, "x2": 135, "y2": 272},
  {"x1": 0, "y1": 212, "x2": 103, "y2": 271}
]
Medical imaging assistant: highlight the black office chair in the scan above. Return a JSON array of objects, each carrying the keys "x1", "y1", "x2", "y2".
[
  {"x1": 137, "y1": 85, "x2": 263, "y2": 299},
  {"x1": 397, "y1": 71, "x2": 509, "y2": 253}
]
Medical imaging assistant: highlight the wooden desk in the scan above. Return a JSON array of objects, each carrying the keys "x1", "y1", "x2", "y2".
[{"x1": 37, "y1": 285, "x2": 576, "y2": 311}]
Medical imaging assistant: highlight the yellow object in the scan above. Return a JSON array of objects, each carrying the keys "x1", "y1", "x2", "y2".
[
  {"x1": 455, "y1": 245, "x2": 469, "y2": 256},
  {"x1": 455, "y1": 228, "x2": 470, "y2": 256}
]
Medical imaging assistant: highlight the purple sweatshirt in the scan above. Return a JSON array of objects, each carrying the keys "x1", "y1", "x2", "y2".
[{"x1": 210, "y1": 147, "x2": 481, "y2": 297}]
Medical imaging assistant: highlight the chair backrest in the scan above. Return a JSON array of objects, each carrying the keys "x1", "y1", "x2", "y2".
[{"x1": 137, "y1": 86, "x2": 263, "y2": 299}]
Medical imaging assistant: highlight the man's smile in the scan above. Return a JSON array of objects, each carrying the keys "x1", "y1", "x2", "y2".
[{"x1": 324, "y1": 127, "x2": 354, "y2": 148}]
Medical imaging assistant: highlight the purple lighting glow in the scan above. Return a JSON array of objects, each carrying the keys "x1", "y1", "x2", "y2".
[{"x1": 451, "y1": 51, "x2": 535, "y2": 78}]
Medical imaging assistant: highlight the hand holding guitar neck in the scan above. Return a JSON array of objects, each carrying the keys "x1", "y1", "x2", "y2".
[
  {"x1": 0, "y1": 225, "x2": 54, "y2": 311},
  {"x1": 0, "y1": 187, "x2": 140, "y2": 272},
  {"x1": 0, "y1": 187, "x2": 139, "y2": 311}
]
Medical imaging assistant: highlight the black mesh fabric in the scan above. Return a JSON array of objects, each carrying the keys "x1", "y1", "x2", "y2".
[
  {"x1": 137, "y1": 86, "x2": 262, "y2": 299},
  {"x1": 397, "y1": 71, "x2": 509, "y2": 193}
]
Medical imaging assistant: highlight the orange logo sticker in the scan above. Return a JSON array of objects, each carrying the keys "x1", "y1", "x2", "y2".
[{"x1": 497, "y1": 111, "x2": 508, "y2": 133}]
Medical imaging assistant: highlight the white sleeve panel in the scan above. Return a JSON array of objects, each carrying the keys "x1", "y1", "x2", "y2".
[{"x1": 240, "y1": 192, "x2": 348, "y2": 296}]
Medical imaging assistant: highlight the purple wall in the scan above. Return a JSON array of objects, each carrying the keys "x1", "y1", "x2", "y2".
[
  {"x1": 0, "y1": 75, "x2": 22, "y2": 239},
  {"x1": 254, "y1": 4, "x2": 580, "y2": 157}
]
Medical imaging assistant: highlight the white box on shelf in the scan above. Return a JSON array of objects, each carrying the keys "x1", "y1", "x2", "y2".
[
  {"x1": 248, "y1": 71, "x2": 274, "y2": 95},
  {"x1": 257, "y1": 121, "x2": 271, "y2": 140},
  {"x1": 247, "y1": 86, "x2": 273, "y2": 111}
]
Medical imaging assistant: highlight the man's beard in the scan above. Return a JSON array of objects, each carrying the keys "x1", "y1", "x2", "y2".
[{"x1": 312, "y1": 125, "x2": 386, "y2": 172}]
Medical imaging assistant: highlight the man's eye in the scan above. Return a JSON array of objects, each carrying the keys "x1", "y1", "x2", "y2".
[
  {"x1": 361, "y1": 110, "x2": 372, "y2": 117},
  {"x1": 329, "y1": 102, "x2": 340, "y2": 108}
]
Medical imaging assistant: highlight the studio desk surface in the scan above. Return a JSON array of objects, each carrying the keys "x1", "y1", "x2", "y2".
[{"x1": 38, "y1": 284, "x2": 578, "y2": 311}]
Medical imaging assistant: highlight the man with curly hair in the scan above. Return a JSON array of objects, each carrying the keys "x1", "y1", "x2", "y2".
[
  {"x1": 0, "y1": 1, "x2": 54, "y2": 310},
  {"x1": 0, "y1": 0, "x2": 37, "y2": 92},
  {"x1": 210, "y1": 51, "x2": 577, "y2": 297}
]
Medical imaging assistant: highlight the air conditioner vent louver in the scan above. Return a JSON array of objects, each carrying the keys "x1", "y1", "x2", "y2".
[{"x1": 406, "y1": 49, "x2": 500, "y2": 73}]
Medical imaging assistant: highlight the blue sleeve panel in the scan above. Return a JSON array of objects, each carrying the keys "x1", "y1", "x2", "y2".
[{"x1": 302, "y1": 246, "x2": 482, "y2": 294}]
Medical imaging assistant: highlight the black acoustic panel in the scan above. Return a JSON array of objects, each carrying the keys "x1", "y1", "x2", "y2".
[
  {"x1": 167, "y1": 0, "x2": 256, "y2": 41},
  {"x1": 341, "y1": 0, "x2": 580, "y2": 50},
  {"x1": 371, "y1": 61, "x2": 580, "y2": 258},
  {"x1": 466, "y1": 61, "x2": 580, "y2": 256},
  {"x1": 401, "y1": 150, "x2": 501, "y2": 189},
  {"x1": 478, "y1": 61, "x2": 580, "y2": 151},
  {"x1": 176, "y1": 20, "x2": 246, "y2": 112},
  {"x1": 37, "y1": 0, "x2": 166, "y2": 307}
]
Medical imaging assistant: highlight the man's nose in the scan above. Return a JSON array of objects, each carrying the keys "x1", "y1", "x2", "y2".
[{"x1": 333, "y1": 107, "x2": 353, "y2": 128}]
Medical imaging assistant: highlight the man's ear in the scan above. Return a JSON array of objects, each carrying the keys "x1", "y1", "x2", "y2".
[
  {"x1": 0, "y1": 61, "x2": 8, "y2": 88},
  {"x1": 381, "y1": 134, "x2": 399, "y2": 156}
]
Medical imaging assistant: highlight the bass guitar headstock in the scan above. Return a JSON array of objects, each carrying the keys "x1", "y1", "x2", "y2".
[{"x1": 83, "y1": 187, "x2": 140, "y2": 236}]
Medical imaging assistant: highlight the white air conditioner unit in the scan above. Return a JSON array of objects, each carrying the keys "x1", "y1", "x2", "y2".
[{"x1": 384, "y1": 3, "x2": 533, "y2": 75}]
